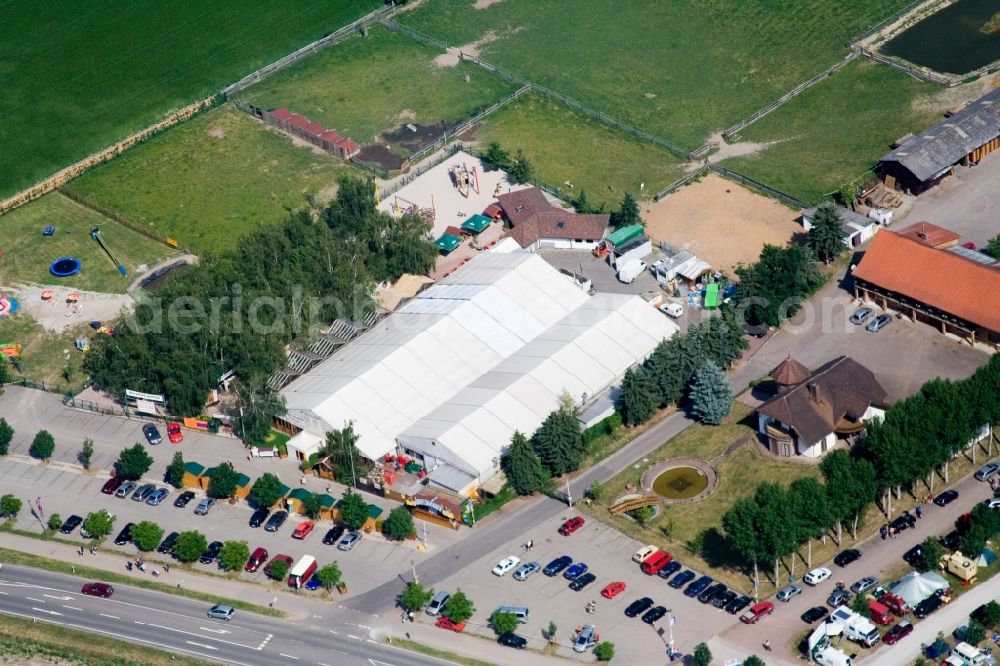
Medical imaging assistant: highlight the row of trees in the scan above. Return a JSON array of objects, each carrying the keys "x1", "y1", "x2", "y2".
[
  {"x1": 84, "y1": 175, "x2": 437, "y2": 430},
  {"x1": 501, "y1": 394, "x2": 585, "y2": 495},
  {"x1": 723, "y1": 354, "x2": 1000, "y2": 582},
  {"x1": 618, "y1": 309, "x2": 747, "y2": 427},
  {"x1": 480, "y1": 142, "x2": 534, "y2": 184}
]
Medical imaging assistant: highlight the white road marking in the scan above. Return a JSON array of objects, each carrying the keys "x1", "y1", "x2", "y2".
[
  {"x1": 99, "y1": 613, "x2": 119, "y2": 619},
  {"x1": 348, "y1": 634, "x2": 361, "y2": 640},
  {"x1": 187, "y1": 641, "x2": 218, "y2": 650},
  {"x1": 44, "y1": 594, "x2": 72, "y2": 601},
  {"x1": 26, "y1": 597, "x2": 45, "y2": 602},
  {"x1": 31, "y1": 607, "x2": 63, "y2": 616},
  {"x1": 146, "y1": 623, "x2": 263, "y2": 651},
  {"x1": 200, "y1": 627, "x2": 230, "y2": 634},
  {"x1": 62, "y1": 605, "x2": 83, "y2": 611},
  {"x1": 0, "y1": 591, "x2": 7, "y2": 595},
  {"x1": 329, "y1": 630, "x2": 339, "y2": 635},
  {"x1": 279, "y1": 654, "x2": 300, "y2": 660}
]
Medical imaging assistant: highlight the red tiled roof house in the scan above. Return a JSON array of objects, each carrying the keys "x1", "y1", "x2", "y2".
[{"x1": 494, "y1": 187, "x2": 609, "y2": 252}]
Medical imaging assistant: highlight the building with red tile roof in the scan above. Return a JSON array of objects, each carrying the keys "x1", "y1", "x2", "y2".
[
  {"x1": 852, "y1": 230, "x2": 1000, "y2": 348},
  {"x1": 261, "y1": 107, "x2": 360, "y2": 160},
  {"x1": 892, "y1": 221, "x2": 959, "y2": 249},
  {"x1": 495, "y1": 187, "x2": 609, "y2": 251}
]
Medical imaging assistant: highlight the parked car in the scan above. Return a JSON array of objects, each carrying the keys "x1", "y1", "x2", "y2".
[
  {"x1": 850, "y1": 307, "x2": 873, "y2": 325},
  {"x1": 573, "y1": 624, "x2": 598, "y2": 653},
  {"x1": 804, "y1": 567, "x2": 832, "y2": 585},
  {"x1": 167, "y1": 421, "x2": 184, "y2": 444},
  {"x1": 304, "y1": 573, "x2": 322, "y2": 591},
  {"x1": 142, "y1": 423, "x2": 162, "y2": 445},
  {"x1": 543, "y1": 556, "x2": 572, "y2": 576},
  {"x1": 976, "y1": 462, "x2": 1000, "y2": 481},
  {"x1": 982, "y1": 498, "x2": 1000, "y2": 510},
  {"x1": 559, "y1": 516, "x2": 585, "y2": 536},
  {"x1": 101, "y1": 476, "x2": 126, "y2": 495},
  {"x1": 497, "y1": 633, "x2": 527, "y2": 649},
  {"x1": 130, "y1": 483, "x2": 155, "y2": 502},
  {"x1": 866, "y1": 314, "x2": 891, "y2": 332},
  {"x1": 890, "y1": 512, "x2": 916, "y2": 533},
  {"x1": 851, "y1": 577, "x2": 878, "y2": 594},
  {"x1": 156, "y1": 531, "x2": 179, "y2": 554},
  {"x1": 245, "y1": 547, "x2": 268, "y2": 573},
  {"x1": 199, "y1": 541, "x2": 223, "y2": 565},
  {"x1": 934, "y1": 490, "x2": 959, "y2": 507},
  {"x1": 513, "y1": 562, "x2": 541, "y2": 581},
  {"x1": 698, "y1": 583, "x2": 727, "y2": 605},
  {"x1": 625, "y1": 597, "x2": 655, "y2": 618},
  {"x1": 207, "y1": 604, "x2": 234, "y2": 621},
  {"x1": 656, "y1": 560, "x2": 682, "y2": 580},
  {"x1": 726, "y1": 595, "x2": 752, "y2": 615},
  {"x1": 641, "y1": 605, "x2": 667, "y2": 624},
  {"x1": 777, "y1": 582, "x2": 802, "y2": 602},
  {"x1": 249, "y1": 507, "x2": 270, "y2": 528},
  {"x1": 292, "y1": 520, "x2": 315, "y2": 540},
  {"x1": 264, "y1": 510, "x2": 288, "y2": 532},
  {"x1": 563, "y1": 562, "x2": 588, "y2": 580},
  {"x1": 834, "y1": 549, "x2": 862, "y2": 567},
  {"x1": 915, "y1": 593, "x2": 943, "y2": 619},
  {"x1": 903, "y1": 544, "x2": 924, "y2": 566},
  {"x1": 81, "y1": 511, "x2": 114, "y2": 539},
  {"x1": 426, "y1": 591, "x2": 450, "y2": 617},
  {"x1": 601, "y1": 581, "x2": 627, "y2": 599},
  {"x1": 193, "y1": 498, "x2": 216, "y2": 516},
  {"x1": 569, "y1": 572, "x2": 596, "y2": 591},
  {"x1": 322, "y1": 525, "x2": 345, "y2": 545},
  {"x1": 81, "y1": 582, "x2": 114, "y2": 598},
  {"x1": 113, "y1": 523, "x2": 134, "y2": 545},
  {"x1": 263, "y1": 554, "x2": 293, "y2": 578},
  {"x1": 939, "y1": 531, "x2": 961, "y2": 550},
  {"x1": 740, "y1": 601, "x2": 775, "y2": 624},
  {"x1": 114, "y1": 480, "x2": 137, "y2": 499},
  {"x1": 827, "y1": 587, "x2": 851, "y2": 607},
  {"x1": 59, "y1": 515, "x2": 83, "y2": 534},
  {"x1": 669, "y1": 570, "x2": 696, "y2": 589},
  {"x1": 173, "y1": 491, "x2": 195, "y2": 508},
  {"x1": 435, "y1": 617, "x2": 465, "y2": 632},
  {"x1": 145, "y1": 487, "x2": 169, "y2": 506},
  {"x1": 713, "y1": 590, "x2": 738, "y2": 609},
  {"x1": 801, "y1": 606, "x2": 828, "y2": 623},
  {"x1": 493, "y1": 556, "x2": 521, "y2": 577},
  {"x1": 337, "y1": 531, "x2": 361, "y2": 551},
  {"x1": 883, "y1": 620, "x2": 914, "y2": 645},
  {"x1": 684, "y1": 575, "x2": 713, "y2": 598}
]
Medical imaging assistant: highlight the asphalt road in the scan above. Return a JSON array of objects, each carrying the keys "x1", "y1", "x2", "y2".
[{"x1": 0, "y1": 565, "x2": 450, "y2": 666}]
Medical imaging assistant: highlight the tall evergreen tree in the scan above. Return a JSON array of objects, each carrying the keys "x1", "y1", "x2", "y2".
[
  {"x1": 610, "y1": 192, "x2": 641, "y2": 228},
  {"x1": 532, "y1": 394, "x2": 584, "y2": 476},
  {"x1": 690, "y1": 361, "x2": 732, "y2": 425},
  {"x1": 481, "y1": 141, "x2": 511, "y2": 171},
  {"x1": 807, "y1": 204, "x2": 846, "y2": 264},
  {"x1": 508, "y1": 149, "x2": 534, "y2": 184},
  {"x1": 502, "y1": 431, "x2": 550, "y2": 495},
  {"x1": 618, "y1": 367, "x2": 658, "y2": 426}
]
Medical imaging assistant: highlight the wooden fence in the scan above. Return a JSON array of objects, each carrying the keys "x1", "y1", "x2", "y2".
[
  {"x1": 708, "y1": 165, "x2": 811, "y2": 209},
  {"x1": 856, "y1": 47, "x2": 955, "y2": 86},
  {"x1": 652, "y1": 165, "x2": 709, "y2": 201}
]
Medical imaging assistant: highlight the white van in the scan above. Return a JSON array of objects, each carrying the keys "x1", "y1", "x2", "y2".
[
  {"x1": 497, "y1": 605, "x2": 530, "y2": 623},
  {"x1": 426, "y1": 591, "x2": 450, "y2": 616},
  {"x1": 632, "y1": 545, "x2": 657, "y2": 563},
  {"x1": 659, "y1": 301, "x2": 684, "y2": 318}
]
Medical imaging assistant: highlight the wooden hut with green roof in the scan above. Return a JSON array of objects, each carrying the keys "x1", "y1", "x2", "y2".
[
  {"x1": 181, "y1": 461, "x2": 206, "y2": 489},
  {"x1": 233, "y1": 472, "x2": 252, "y2": 500},
  {"x1": 286, "y1": 487, "x2": 313, "y2": 514}
]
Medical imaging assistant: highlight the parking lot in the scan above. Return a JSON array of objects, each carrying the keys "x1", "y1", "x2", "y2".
[{"x1": 417, "y1": 510, "x2": 741, "y2": 662}]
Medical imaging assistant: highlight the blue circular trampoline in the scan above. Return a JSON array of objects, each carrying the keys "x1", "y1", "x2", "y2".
[{"x1": 50, "y1": 257, "x2": 82, "y2": 277}]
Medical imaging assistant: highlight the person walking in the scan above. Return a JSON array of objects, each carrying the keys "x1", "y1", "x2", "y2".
[{"x1": 763, "y1": 640, "x2": 772, "y2": 652}]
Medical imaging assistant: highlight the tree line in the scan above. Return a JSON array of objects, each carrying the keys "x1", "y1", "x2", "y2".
[
  {"x1": 723, "y1": 354, "x2": 1000, "y2": 583},
  {"x1": 83, "y1": 175, "x2": 437, "y2": 429}
]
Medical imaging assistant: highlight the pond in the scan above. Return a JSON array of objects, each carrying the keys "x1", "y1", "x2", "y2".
[
  {"x1": 883, "y1": 0, "x2": 1000, "y2": 75},
  {"x1": 651, "y1": 466, "x2": 709, "y2": 500}
]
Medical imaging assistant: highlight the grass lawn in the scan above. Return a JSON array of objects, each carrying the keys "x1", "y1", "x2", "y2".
[
  {"x1": 0, "y1": 315, "x2": 90, "y2": 390},
  {"x1": 477, "y1": 94, "x2": 688, "y2": 208},
  {"x1": 400, "y1": 0, "x2": 915, "y2": 148},
  {"x1": 67, "y1": 106, "x2": 345, "y2": 253},
  {"x1": 0, "y1": 0, "x2": 379, "y2": 198},
  {"x1": 0, "y1": 193, "x2": 175, "y2": 293},
  {"x1": 243, "y1": 24, "x2": 517, "y2": 145},
  {"x1": 720, "y1": 59, "x2": 948, "y2": 203}
]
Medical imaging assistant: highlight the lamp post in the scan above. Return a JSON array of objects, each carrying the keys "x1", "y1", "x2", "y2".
[
  {"x1": 566, "y1": 477, "x2": 573, "y2": 508},
  {"x1": 665, "y1": 608, "x2": 675, "y2": 657}
]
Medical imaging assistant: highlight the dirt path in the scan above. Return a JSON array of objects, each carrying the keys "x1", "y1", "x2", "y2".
[
  {"x1": 0, "y1": 284, "x2": 133, "y2": 333},
  {"x1": 126, "y1": 253, "x2": 198, "y2": 292}
]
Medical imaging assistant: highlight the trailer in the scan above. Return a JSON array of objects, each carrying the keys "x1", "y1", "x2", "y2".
[{"x1": 829, "y1": 605, "x2": 880, "y2": 647}]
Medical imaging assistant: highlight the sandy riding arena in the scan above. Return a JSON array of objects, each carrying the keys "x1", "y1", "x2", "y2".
[{"x1": 641, "y1": 173, "x2": 802, "y2": 276}]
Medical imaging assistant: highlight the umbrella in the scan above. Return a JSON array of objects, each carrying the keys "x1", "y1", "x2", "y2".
[
  {"x1": 67, "y1": 292, "x2": 80, "y2": 303},
  {"x1": 41, "y1": 290, "x2": 53, "y2": 300}
]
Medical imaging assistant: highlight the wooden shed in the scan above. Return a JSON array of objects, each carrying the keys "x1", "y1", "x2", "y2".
[
  {"x1": 233, "y1": 473, "x2": 252, "y2": 501},
  {"x1": 317, "y1": 494, "x2": 337, "y2": 521},
  {"x1": 181, "y1": 461, "x2": 206, "y2": 489},
  {"x1": 286, "y1": 487, "x2": 313, "y2": 515}
]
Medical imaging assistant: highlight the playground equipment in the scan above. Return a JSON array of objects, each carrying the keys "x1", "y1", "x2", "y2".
[
  {"x1": 91, "y1": 227, "x2": 127, "y2": 276},
  {"x1": 0, "y1": 343, "x2": 21, "y2": 359},
  {"x1": 50, "y1": 257, "x2": 82, "y2": 277},
  {"x1": 0, "y1": 295, "x2": 18, "y2": 317},
  {"x1": 75, "y1": 335, "x2": 90, "y2": 352},
  {"x1": 42, "y1": 226, "x2": 55, "y2": 236},
  {"x1": 449, "y1": 162, "x2": 479, "y2": 198},
  {"x1": 390, "y1": 195, "x2": 435, "y2": 223}
]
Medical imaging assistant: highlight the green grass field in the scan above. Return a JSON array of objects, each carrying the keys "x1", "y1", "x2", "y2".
[
  {"x1": 0, "y1": 314, "x2": 90, "y2": 391},
  {"x1": 477, "y1": 94, "x2": 688, "y2": 208},
  {"x1": 0, "y1": 0, "x2": 379, "y2": 198},
  {"x1": 720, "y1": 59, "x2": 947, "y2": 203},
  {"x1": 68, "y1": 106, "x2": 345, "y2": 252},
  {"x1": 400, "y1": 0, "x2": 914, "y2": 148},
  {"x1": 0, "y1": 193, "x2": 175, "y2": 293},
  {"x1": 243, "y1": 24, "x2": 517, "y2": 145}
]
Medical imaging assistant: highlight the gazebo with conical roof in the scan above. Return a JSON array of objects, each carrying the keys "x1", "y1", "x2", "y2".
[{"x1": 771, "y1": 356, "x2": 810, "y2": 390}]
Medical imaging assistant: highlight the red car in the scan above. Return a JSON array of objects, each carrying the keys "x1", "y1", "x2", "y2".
[
  {"x1": 559, "y1": 516, "x2": 585, "y2": 536},
  {"x1": 81, "y1": 582, "x2": 113, "y2": 598},
  {"x1": 292, "y1": 520, "x2": 315, "y2": 540},
  {"x1": 601, "y1": 581, "x2": 627, "y2": 599},
  {"x1": 883, "y1": 620, "x2": 913, "y2": 645},
  {"x1": 740, "y1": 601, "x2": 775, "y2": 624},
  {"x1": 167, "y1": 422, "x2": 184, "y2": 443},
  {"x1": 435, "y1": 617, "x2": 465, "y2": 632},
  {"x1": 263, "y1": 554, "x2": 293, "y2": 579},
  {"x1": 245, "y1": 547, "x2": 268, "y2": 573},
  {"x1": 100, "y1": 476, "x2": 125, "y2": 495}
]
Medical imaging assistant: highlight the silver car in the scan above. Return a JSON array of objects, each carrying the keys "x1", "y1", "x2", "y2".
[
  {"x1": 207, "y1": 604, "x2": 234, "y2": 621},
  {"x1": 114, "y1": 480, "x2": 137, "y2": 499},
  {"x1": 337, "y1": 531, "x2": 361, "y2": 551},
  {"x1": 849, "y1": 307, "x2": 873, "y2": 325},
  {"x1": 145, "y1": 487, "x2": 169, "y2": 506},
  {"x1": 866, "y1": 314, "x2": 891, "y2": 332},
  {"x1": 573, "y1": 624, "x2": 597, "y2": 653},
  {"x1": 976, "y1": 463, "x2": 1000, "y2": 482},
  {"x1": 194, "y1": 498, "x2": 216, "y2": 515},
  {"x1": 131, "y1": 483, "x2": 156, "y2": 502},
  {"x1": 513, "y1": 561, "x2": 541, "y2": 581},
  {"x1": 776, "y1": 582, "x2": 802, "y2": 602},
  {"x1": 851, "y1": 577, "x2": 878, "y2": 594}
]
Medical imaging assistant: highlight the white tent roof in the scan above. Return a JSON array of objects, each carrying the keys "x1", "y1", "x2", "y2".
[
  {"x1": 397, "y1": 294, "x2": 678, "y2": 478},
  {"x1": 892, "y1": 571, "x2": 949, "y2": 607},
  {"x1": 281, "y1": 252, "x2": 589, "y2": 459}
]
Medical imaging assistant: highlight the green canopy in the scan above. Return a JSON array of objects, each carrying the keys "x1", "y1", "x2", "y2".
[
  {"x1": 461, "y1": 214, "x2": 492, "y2": 234},
  {"x1": 704, "y1": 283, "x2": 720, "y2": 309},
  {"x1": 435, "y1": 233, "x2": 462, "y2": 253},
  {"x1": 606, "y1": 223, "x2": 644, "y2": 248}
]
